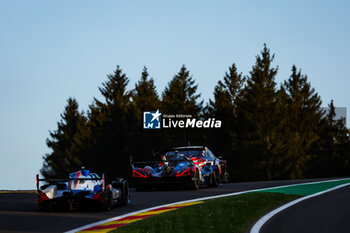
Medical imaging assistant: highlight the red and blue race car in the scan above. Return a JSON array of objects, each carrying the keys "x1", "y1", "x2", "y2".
[{"x1": 131, "y1": 146, "x2": 229, "y2": 190}]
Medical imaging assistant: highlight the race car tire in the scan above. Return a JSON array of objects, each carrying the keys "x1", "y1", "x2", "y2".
[
  {"x1": 224, "y1": 171, "x2": 229, "y2": 184},
  {"x1": 191, "y1": 168, "x2": 200, "y2": 190},
  {"x1": 69, "y1": 201, "x2": 74, "y2": 211},
  {"x1": 209, "y1": 166, "x2": 219, "y2": 187},
  {"x1": 112, "y1": 178, "x2": 129, "y2": 205},
  {"x1": 213, "y1": 166, "x2": 220, "y2": 187},
  {"x1": 222, "y1": 165, "x2": 229, "y2": 183},
  {"x1": 103, "y1": 191, "x2": 112, "y2": 211},
  {"x1": 119, "y1": 180, "x2": 129, "y2": 206}
]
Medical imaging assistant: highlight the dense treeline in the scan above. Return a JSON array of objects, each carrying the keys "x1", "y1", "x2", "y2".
[{"x1": 41, "y1": 45, "x2": 350, "y2": 181}]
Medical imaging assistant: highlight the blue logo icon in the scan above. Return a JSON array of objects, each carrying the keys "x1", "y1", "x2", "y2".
[{"x1": 143, "y1": 110, "x2": 162, "y2": 129}]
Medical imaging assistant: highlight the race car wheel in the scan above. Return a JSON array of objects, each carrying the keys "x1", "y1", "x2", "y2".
[
  {"x1": 209, "y1": 166, "x2": 219, "y2": 187},
  {"x1": 120, "y1": 180, "x2": 129, "y2": 206},
  {"x1": 112, "y1": 178, "x2": 130, "y2": 205},
  {"x1": 191, "y1": 169, "x2": 200, "y2": 190},
  {"x1": 224, "y1": 172, "x2": 229, "y2": 184},
  {"x1": 213, "y1": 166, "x2": 220, "y2": 187},
  {"x1": 103, "y1": 191, "x2": 112, "y2": 211},
  {"x1": 69, "y1": 202, "x2": 74, "y2": 211}
]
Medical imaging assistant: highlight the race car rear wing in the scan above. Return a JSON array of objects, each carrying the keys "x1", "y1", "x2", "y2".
[
  {"x1": 36, "y1": 174, "x2": 106, "y2": 191},
  {"x1": 131, "y1": 158, "x2": 194, "y2": 168},
  {"x1": 132, "y1": 161, "x2": 163, "y2": 164}
]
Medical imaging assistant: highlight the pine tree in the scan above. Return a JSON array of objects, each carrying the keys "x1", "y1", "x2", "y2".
[
  {"x1": 282, "y1": 65, "x2": 322, "y2": 178},
  {"x1": 209, "y1": 63, "x2": 245, "y2": 117},
  {"x1": 308, "y1": 100, "x2": 350, "y2": 177},
  {"x1": 133, "y1": 66, "x2": 160, "y2": 111},
  {"x1": 86, "y1": 65, "x2": 132, "y2": 179},
  {"x1": 207, "y1": 64, "x2": 245, "y2": 179},
  {"x1": 161, "y1": 65, "x2": 203, "y2": 146},
  {"x1": 132, "y1": 66, "x2": 161, "y2": 160},
  {"x1": 236, "y1": 44, "x2": 284, "y2": 180},
  {"x1": 41, "y1": 98, "x2": 87, "y2": 178},
  {"x1": 162, "y1": 65, "x2": 202, "y2": 115}
]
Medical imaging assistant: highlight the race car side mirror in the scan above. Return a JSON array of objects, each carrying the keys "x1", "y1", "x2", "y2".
[
  {"x1": 102, "y1": 173, "x2": 105, "y2": 191},
  {"x1": 36, "y1": 174, "x2": 39, "y2": 190}
]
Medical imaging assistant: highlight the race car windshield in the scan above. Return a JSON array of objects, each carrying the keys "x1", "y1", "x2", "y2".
[
  {"x1": 165, "y1": 150, "x2": 205, "y2": 159},
  {"x1": 164, "y1": 151, "x2": 177, "y2": 160}
]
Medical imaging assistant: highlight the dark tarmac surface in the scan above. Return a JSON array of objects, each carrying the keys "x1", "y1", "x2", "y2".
[
  {"x1": 260, "y1": 183, "x2": 350, "y2": 233},
  {"x1": 0, "y1": 178, "x2": 335, "y2": 233}
]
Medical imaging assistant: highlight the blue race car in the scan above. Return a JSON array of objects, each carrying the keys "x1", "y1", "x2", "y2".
[
  {"x1": 36, "y1": 169, "x2": 129, "y2": 211},
  {"x1": 131, "y1": 146, "x2": 229, "y2": 190}
]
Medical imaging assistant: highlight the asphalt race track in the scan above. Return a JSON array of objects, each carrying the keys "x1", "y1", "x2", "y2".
[
  {"x1": 260, "y1": 183, "x2": 350, "y2": 233},
  {"x1": 0, "y1": 178, "x2": 338, "y2": 233}
]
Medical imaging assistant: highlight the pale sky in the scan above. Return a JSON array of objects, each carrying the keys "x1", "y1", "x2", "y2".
[{"x1": 1, "y1": 0, "x2": 349, "y2": 189}]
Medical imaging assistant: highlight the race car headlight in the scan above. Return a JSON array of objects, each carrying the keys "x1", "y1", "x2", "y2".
[
  {"x1": 132, "y1": 169, "x2": 148, "y2": 178},
  {"x1": 38, "y1": 191, "x2": 50, "y2": 203},
  {"x1": 92, "y1": 191, "x2": 103, "y2": 202},
  {"x1": 175, "y1": 168, "x2": 191, "y2": 177}
]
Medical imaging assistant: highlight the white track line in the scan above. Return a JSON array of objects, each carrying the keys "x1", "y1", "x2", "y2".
[
  {"x1": 65, "y1": 178, "x2": 350, "y2": 233},
  {"x1": 250, "y1": 182, "x2": 350, "y2": 233}
]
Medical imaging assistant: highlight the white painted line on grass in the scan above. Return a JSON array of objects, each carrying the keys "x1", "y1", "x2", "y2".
[
  {"x1": 65, "y1": 178, "x2": 350, "y2": 233},
  {"x1": 250, "y1": 182, "x2": 350, "y2": 233}
]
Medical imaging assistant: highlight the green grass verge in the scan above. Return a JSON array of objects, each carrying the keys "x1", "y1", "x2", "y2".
[
  {"x1": 112, "y1": 192, "x2": 300, "y2": 233},
  {"x1": 255, "y1": 179, "x2": 350, "y2": 196}
]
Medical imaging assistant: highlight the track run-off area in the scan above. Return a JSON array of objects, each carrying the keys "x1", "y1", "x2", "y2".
[{"x1": 1, "y1": 178, "x2": 349, "y2": 233}]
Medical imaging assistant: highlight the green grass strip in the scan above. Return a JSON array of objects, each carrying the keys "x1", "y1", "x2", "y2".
[
  {"x1": 112, "y1": 192, "x2": 299, "y2": 233},
  {"x1": 111, "y1": 179, "x2": 350, "y2": 233},
  {"x1": 256, "y1": 178, "x2": 350, "y2": 196}
]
